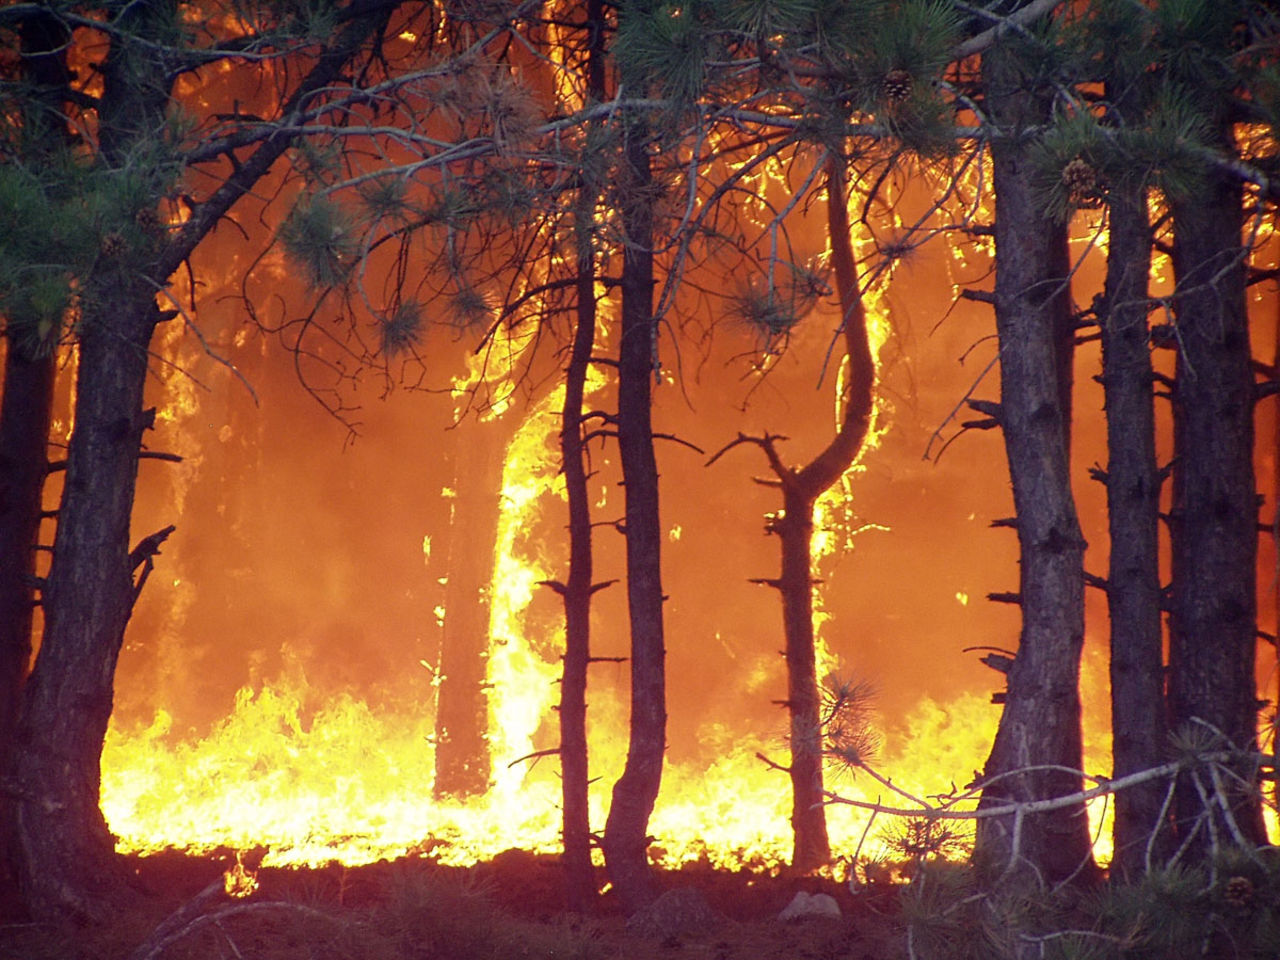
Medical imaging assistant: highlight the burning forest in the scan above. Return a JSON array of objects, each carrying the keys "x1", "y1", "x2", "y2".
[{"x1": 3, "y1": 1, "x2": 1280, "y2": 958}]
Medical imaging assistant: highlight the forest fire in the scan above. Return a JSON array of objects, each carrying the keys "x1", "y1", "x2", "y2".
[
  {"x1": 96, "y1": 254, "x2": 1116, "y2": 873},
  {"x1": 4, "y1": 3, "x2": 1280, "y2": 958}
]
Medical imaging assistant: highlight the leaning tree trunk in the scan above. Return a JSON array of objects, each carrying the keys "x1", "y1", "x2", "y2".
[
  {"x1": 1099, "y1": 135, "x2": 1169, "y2": 877},
  {"x1": 706, "y1": 156, "x2": 873, "y2": 874},
  {"x1": 601, "y1": 60, "x2": 666, "y2": 914},
  {"x1": 1167, "y1": 124, "x2": 1266, "y2": 855},
  {"x1": 973, "y1": 37, "x2": 1097, "y2": 890}
]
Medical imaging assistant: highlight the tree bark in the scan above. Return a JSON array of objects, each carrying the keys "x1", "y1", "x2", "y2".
[
  {"x1": 557, "y1": 227, "x2": 599, "y2": 913},
  {"x1": 0, "y1": 341, "x2": 54, "y2": 741},
  {"x1": 1167, "y1": 124, "x2": 1266, "y2": 854},
  {"x1": 12, "y1": 284, "x2": 162, "y2": 920},
  {"x1": 973, "y1": 37, "x2": 1098, "y2": 890},
  {"x1": 0, "y1": 6, "x2": 71, "y2": 906},
  {"x1": 556, "y1": 0, "x2": 607, "y2": 911},
  {"x1": 1099, "y1": 120, "x2": 1169, "y2": 877},
  {"x1": 0, "y1": 340, "x2": 55, "y2": 905},
  {"x1": 601, "y1": 53, "x2": 665, "y2": 913},
  {"x1": 771, "y1": 156, "x2": 874, "y2": 874}
]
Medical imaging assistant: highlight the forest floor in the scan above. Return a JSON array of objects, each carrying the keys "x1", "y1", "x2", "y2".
[{"x1": 0, "y1": 849, "x2": 912, "y2": 960}]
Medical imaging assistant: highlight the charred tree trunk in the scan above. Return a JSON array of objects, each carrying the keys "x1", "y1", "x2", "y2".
[
  {"x1": 1099, "y1": 138, "x2": 1169, "y2": 877},
  {"x1": 433, "y1": 420, "x2": 505, "y2": 799},
  {"x1": 12, "y1": 287, "x2": 164, "y2": 920},
  {"x1": 1167, "y1": 126, "x2": 1266, "y2": 854},
  {"x1": 706, "y1": 156, "x2": 873, "y2": 874},
  {"x1": 556, "y1": 0, "x2": 607, "y2": 911},
  {"x1": 774, "y1": 484, "x2": 829, "y2": 873},
  {"x1": 10, "y1": 0, "x2": 178, "y2": 919},
  {"x1": 557, "y1": 249, "x2": 599, "y2": 913},
  {"x1": 0, "y1": 340, "x2": 55, "y2": 907},
  {"x1": 0, "y1": 7, "x2": 71, "y2": 906},
  {"x1": 772, "y1": 157, "x2": 874, "y2": 874},
  {"x1": 601, "y1": 54, "x2": 665, "y2": 914},
  {"x1": 0, "y1": 340, "x2": 54, "y2": 741},
  {"x1": 973, "y1": 38, "x2": 1098, "y2": 890}
]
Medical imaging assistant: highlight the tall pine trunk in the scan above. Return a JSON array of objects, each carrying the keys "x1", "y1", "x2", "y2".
[
  {"x1": 1099, "y1": 158, "x2": 1169, "y2": 877},
  {"x1": 1167, "y1": 126, "x2": 1266, "y2": 854},
  {"x1": 10, "y1": 0, "x2": 177, "y2": 918},
  {"x1": 601, "y1": 62, "x2": 665, "y2": 913},
  {"x1": 0, "y1": 11, "x2": 74, "y2": 906},
  {"x1": 772, "y1": 157, "x2": 874, "y2": 873},
  {"x1": 973, "y1": 37, "x2": 1097, "y2": 890},
  {"x1": 13, "y1": 287, "x2": 162, "y2": 919},
  {"x1": 0, "y1": 341, "x2": 54, "y2": 746},
  {"x1": 553, "y1": 4, "x2": 607, "y2": 909}
]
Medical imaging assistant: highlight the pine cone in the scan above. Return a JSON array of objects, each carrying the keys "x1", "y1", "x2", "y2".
[
  {"x1": 134, "y1": 207, "x2": 163, "y2": 234},
  {"x1": 1224, "y1": 875, "x2": 1255, "y2": 909},
  {"x1": 99, "y1": 232, "x2": 128, "y2": 258},
  {"x1": 881, "y1": 69, "x2": 912, "y2": 104},
  {"x1": 1061, "y1": 157, "x2": 1103, "y2": 208}
]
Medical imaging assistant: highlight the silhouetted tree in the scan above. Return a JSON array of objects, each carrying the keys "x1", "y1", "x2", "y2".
[{"x1": 972, "y1": 13, "x2": 1098, "y2": 889}]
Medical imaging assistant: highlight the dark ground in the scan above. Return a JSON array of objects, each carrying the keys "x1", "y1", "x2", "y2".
[{"x1": 0, "y1": 850, "x2": 909, "y2": 960}]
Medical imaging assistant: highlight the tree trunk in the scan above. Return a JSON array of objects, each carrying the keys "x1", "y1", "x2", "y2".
[
  {"x1": 0, "y1": 7, "x2": 72, "y2": 907},
  {"x1": 0, "y1": 340, "x2": 55, "y2": 905},
  {"x1": 557, "y1": 151, "x2": 606, "y2": 917},
  {"x1": 1099, "y1": 143, "x2": 1169, "y2": 878},
  {"x1": 773, "y1": 157, "x2": 874, "y2": 874},
  {"x1": 13, "y1": 288, "x2": 161, "y2": 920},
  {"x1": 973, "y1": 38, "x2": 1097, "y2": 890},
  {"x1": 553, "y1": 4, "x2": 607, "y2": 910},
  {"x1": 601, "y1": 63, "x2": 665, "y2": 914},
  {"x1": 10, "y1": 0, "x2": 179, "y2": 919},
  {"x1": 1167, "y1": 126, "x2": 1266, "y2": 854}
]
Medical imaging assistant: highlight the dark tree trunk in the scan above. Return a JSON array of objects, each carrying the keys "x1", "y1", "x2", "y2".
[
  {"x1": 556, "y1": 0, "x2": 607, "y2": 911},
  {"x1": 0, "y1": 343, "x2": 54, "y2": 727},
  {"x1": 1167, "y1": 126, "x2": 1266, "y2": 854},
  {"x1": 775, "y1": 484, "x2": 829, "y2": 873},
  {"x1": 433, "y1": 420, "x2": 505, "y2": 799},
  {"x1": 1099, "y1": 142, "x2": 1169, "y2": 877},
  {"x1": 601, "y1": 62, "x2": 666, "y2": 914},
  {"x1": 771, "y1": 157, "x2": 873, "y2": 874},
  {"x1": 10, "y1": 0, "x2": 178, "y2": 919},
  {"x1": 0, "y1": 7, "x2": 72, "y2": 907},
  {"x1": 13, "y1": 287, "x2": 162, "y2": 920},
  {"x1": 557, "y1": 248, "x2": 599, "y2": 913},
  {"x1": 973, "y1": 38, "x2": 1097, "y2": 890},
  {"x1": 0, "y1": 341, "x2": 55, "y2": 906}
]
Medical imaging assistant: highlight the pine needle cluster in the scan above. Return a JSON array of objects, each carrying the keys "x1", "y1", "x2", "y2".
[{"x1": 279, "y1": 196, "x2": 361, "y2": 288}]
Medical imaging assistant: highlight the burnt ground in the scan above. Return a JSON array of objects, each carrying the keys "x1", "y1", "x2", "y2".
[{"x1": 0, "y1": 849, "x2": 911, "y2": 960}]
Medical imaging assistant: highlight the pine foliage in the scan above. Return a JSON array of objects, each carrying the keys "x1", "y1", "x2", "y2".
[{"x1": 279, "y1": 196, "x2": 360, "y2": 288}]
